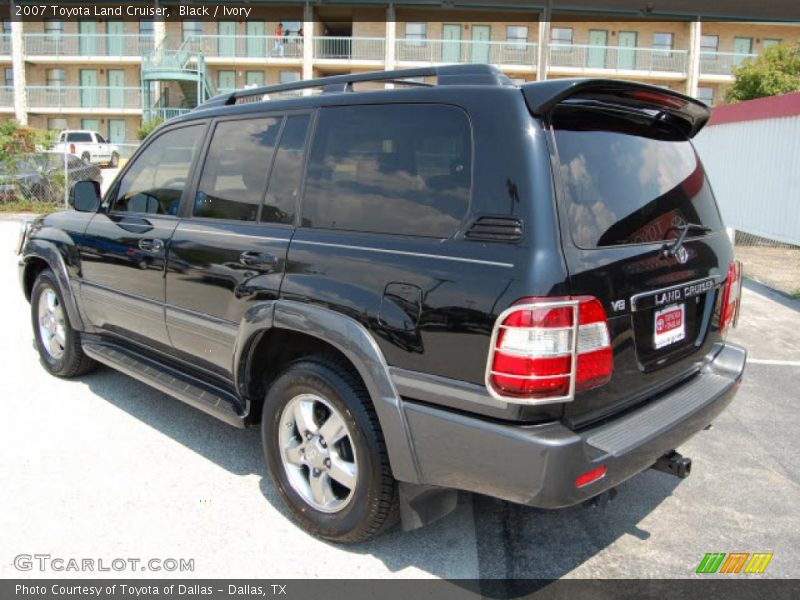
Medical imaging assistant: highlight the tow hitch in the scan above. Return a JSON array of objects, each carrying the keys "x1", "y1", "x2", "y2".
[{"x1": 652, "y1": 450, "x2": 692, "y2": 479}]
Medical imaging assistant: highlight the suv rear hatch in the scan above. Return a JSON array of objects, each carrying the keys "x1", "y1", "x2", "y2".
[{"x1": 524, "y1": 80, "x2": 735, "y2": 428}]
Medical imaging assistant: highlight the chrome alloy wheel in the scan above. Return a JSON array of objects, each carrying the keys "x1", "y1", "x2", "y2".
[
  {"x1": 38, "y1": 288, "x2": 66, "y2": 360},
  {"x1": 278, "y1": 393, "x2": 358, "y2": 513}
]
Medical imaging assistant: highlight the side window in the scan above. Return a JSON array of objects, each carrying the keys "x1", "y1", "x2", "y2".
[
  {"x1": 193, "y1": 117, "x2": 281, "y2": 221},
  {"x1": 113, "y1": 124, "x2": 204, "y2": 215},
  {"x1": 262, "y1": 115, "x2": 310, "y2": 224},
  {"x1": 96, "y1": 133, "x2": 107, "y2": 143},
  {"x1": 302, "y1": 104, "x2": 472, "y2": 238}
]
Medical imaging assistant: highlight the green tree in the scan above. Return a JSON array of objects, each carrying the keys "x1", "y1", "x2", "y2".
[
  {"x1": 0, "y1": 120, "x2": 54, "y2": 165},
  {"x1": 725, "y1": 42, "x2": 800, "y2": 103},
  {"x1": 136, "y1": 117, "x2": 164, "y2": 141}
]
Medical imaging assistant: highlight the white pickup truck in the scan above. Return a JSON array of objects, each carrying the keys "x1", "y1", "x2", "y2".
[{"x1": 53, "y1": 130, "x2": 120, "y2": 168}]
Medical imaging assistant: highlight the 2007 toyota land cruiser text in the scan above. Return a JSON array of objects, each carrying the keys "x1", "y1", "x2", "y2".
[{"x1": 18, "y1": 65, "x2": 745, "y2": 543}]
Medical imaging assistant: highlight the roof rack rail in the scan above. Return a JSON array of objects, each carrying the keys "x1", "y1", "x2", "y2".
[{"x1": 197, "y1": 64, "x2": 513, "y2": 110}]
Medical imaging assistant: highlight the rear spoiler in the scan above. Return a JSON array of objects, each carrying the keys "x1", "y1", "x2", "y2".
[{"x1": 522, "y1": 79, "x2": 711, "y2": 139}]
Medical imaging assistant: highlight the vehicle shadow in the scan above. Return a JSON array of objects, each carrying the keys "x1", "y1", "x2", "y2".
[{"x1": 82, "y1": 367, "x2": 681, "y2": 585}]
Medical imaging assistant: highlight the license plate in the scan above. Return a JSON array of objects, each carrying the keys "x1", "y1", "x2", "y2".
[{"x1": 654, "y1": 303, "x2": 686, "y2": 349}]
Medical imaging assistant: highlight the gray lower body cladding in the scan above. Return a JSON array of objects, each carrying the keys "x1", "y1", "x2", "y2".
[{"x1": 399, "y1": 343, "x2": 745, "y2": 508}]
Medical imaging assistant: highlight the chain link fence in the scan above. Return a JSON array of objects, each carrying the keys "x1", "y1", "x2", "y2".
[
  {"x1": 734, "y1": 230, "x2": 800, "y2": 298},
  {"x1": 1, "y1": 143, "x2": 140, "y2": 211}
]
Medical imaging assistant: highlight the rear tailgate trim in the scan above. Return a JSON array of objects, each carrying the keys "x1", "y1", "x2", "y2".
[{"x1": 584, "y1": 344, "x2": 745, "y2": 457}]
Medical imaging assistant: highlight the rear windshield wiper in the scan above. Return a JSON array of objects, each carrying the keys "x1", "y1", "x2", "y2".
[{"x1": 662, "y1": 222, "x2": 713, "y2": 258}]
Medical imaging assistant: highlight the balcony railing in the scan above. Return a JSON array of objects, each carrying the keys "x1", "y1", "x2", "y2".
[
  {"x1": 549, "y1": 43, "x2": 688, "y2": 74},
  {"x1": 180, "y1": 35, "x2": 303, "y2": 59},
  {"x1": 0, "y1": 86, "x2": 13, "y2": 106},
  {"x1": 699, "y1": 51, "x2": 758, "y2": 76},
  {"x1": 27, "y1": 86, "x2": 141, "y2": 110},
  {"x1": 0, "y1": 34, "x2": 10, "y2": 55},
  {"x1": 24, "y1": 33, "x2": 155, "y2": 58},
  {"x1": 397, "y1": 38, "x2": 537, "y2": 67},
  {"x1": 314, "y1": 37, "x2": 386, "y2": 61},
  {"x1": 143, "y1": 107, "x2": 192, "y2": 122}
]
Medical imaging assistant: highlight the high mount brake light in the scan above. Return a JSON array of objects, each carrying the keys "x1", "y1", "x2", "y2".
[
  {"x1": 486, "y1": 296, "x2": 613, "y2": 403},
  {"x1": 719, "y1": 261, "x2": 743, "y2": 334}
]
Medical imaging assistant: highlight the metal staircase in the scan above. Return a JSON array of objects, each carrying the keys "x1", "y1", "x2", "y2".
[{"x1": 141, "y1": 37, "x2": 215, "y2": 122}]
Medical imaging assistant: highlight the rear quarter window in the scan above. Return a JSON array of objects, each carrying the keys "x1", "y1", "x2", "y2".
[
  {"x1": 66, "y1": 132, "x2": 93, "y2": 143},
  {"x1": 552, "y1": 107, "x2": 723, "y2": 248},
  {"x1": 302, "y1": 104, "x2": 472, "y2": 238}
]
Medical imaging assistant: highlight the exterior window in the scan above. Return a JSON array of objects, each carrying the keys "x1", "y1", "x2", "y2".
[
  {"x1": 44, "y1": 20, "x2": 63, "y2": 38},
  {"x1": 46, "y1": 68, "x2": 65, "y2": 88},
  {"x1": 696, "y1": 87, "x2": 714, "y2": 106},
  {"x1": 303, "y1": 104, "x2": 472, "y2": 238},
  {"x1": 4, "y1": 67, "x2": 12, "y2": 87},
  {"x1": 700, "y1": 35, "x2": 719, "y2": 53},
  {"x1": 245, "y1": 71, "x2": 265, "y2": 87},
  {"x1": 405, "y1": 23, "x2": 427, "y2": 45},
  {"x1": 114, "y1": 125, "x2": 204, "y2": 215},
  {"x1": 194, "y1": 118, "x2": 281, "y2": 221},
  {"x1": 279, "y1": 71, "x2": 301, "y2": 95},
  {"x1": 263, "y1": 115, "x2": 310, "y2": 224},
  {"x1": 139, "y1": 19, "x2": 154, "y2": 36},
  {"x1": 506, "y1": 25, "x2": 528, "y2": 48},
  {"x1": 552, "y1": 107, "x2": 722, "y2": 248},
  {"x1": 47, "y1": 118, "x2": 68, "y2": 132},
  {"x1": 66, "y1": 132, "x2": 93, "y2": 142},
  {"x1": 762, "y1": 38, "x2": 781, "y2": 49},
  {"x1": 279, "y1": 71, "x2": 301, "y2": 84},
  {"x1": 182, "y1": 21, "x2": 203, "y2": 42},
  {"x1": 653, "y1": 32, "x2": 674, "y2": 53},
  {"x1": 551, "y1": 28, "x2": 573, "y2": 45},
  {"x1": 2, "y1": 19, "x2": 11, "y2": 35}
]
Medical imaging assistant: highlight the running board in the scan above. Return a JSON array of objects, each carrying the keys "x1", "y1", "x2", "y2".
[{"x1": 82, "y1": 341, "x2": 245, "y2": 428}]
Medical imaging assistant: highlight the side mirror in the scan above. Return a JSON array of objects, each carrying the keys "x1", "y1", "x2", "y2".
[{"x1": 69, "y1": 180, "x2": 101, "y2": 213}]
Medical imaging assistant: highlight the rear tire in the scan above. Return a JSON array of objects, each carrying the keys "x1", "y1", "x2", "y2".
[
  {"x1": 262, "y1": 356, "x2": 398, "y2": 543},
  {"x1": 31, "y1": 269, "x2": 96, "y2": 378},
  {"x1": 81, "y1": 152, "x2": 91, "y2": 164}
]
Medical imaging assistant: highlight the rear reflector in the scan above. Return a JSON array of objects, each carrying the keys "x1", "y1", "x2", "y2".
[
  {"x1": 576, "y1": 465, "x2": 607, "y2": 488},
  {"x1": 719, "y1": 261, "x2": 743, "y2": 334},
  {"x1": 486, "y1": 296, "x2": 613, "y2": 403}
]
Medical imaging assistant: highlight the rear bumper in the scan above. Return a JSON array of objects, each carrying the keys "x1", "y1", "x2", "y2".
[{"x1": 401, "y1": 342, "x2": 745, "y2": 507}]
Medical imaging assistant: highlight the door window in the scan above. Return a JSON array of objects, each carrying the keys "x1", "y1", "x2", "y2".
[
  {"x1": 193, "y1": 117, "x2": 282, "y2": 221},
  {"x1": 303, "y1": 104, "x2": 472, "y2": 238},
  {"x1": 112, "y1": 124, "x2": 204, "y2": 215},
  {"x1": 262, "y1": 115, "x2": 310, "y2": 224}
]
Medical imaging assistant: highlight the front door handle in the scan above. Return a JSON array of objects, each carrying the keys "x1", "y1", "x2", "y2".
[
  {"x1": 239, "y1": 251, "x2": 279, "y2": 272},
  {"x1": 138, "y1": 238, "x2": 164, "y2": 253}
]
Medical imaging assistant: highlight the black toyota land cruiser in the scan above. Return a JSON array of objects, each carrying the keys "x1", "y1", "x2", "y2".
[{"x1": 18, "y1": 65, "x2": 745, "y2": 542}]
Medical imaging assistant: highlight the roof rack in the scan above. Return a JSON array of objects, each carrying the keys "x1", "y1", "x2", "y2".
[{"x1": 197, "y1": 64, "x2": 513, "y2": 110}]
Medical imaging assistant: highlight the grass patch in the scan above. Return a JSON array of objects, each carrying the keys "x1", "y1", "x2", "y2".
[
  {"x1": 0, "y1": 200, "x2": 62, "y2": 214},
  {"x1": 791, "y1": 289, "x2": 800, "y2": 299}
]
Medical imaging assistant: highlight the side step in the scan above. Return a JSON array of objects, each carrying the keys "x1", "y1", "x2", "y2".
[{"x1": 82, "y1": 341, "x2": 245, "y2": 428}]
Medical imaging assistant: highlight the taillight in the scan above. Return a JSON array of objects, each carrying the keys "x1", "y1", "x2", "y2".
[
  {"x1": 486, "y1": 296, "x2": 613, "y2": 403},
  {"x1": 719, "y1": 260, "x2": 743, "y2": 334},
  {"x1": 69, "y1": 143, "x2": 76, "y2": 154}
]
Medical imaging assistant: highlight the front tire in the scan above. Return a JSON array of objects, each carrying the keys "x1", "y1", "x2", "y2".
[
  {"x1": 31, "y1": 269, "x2": 96, "y2": 378},
  {"x1": 262, "y1": 357, "x2": 398, "y2": 543},
  {"x1": 109, "y1": 152, "x2": 119, "y2": 168}
]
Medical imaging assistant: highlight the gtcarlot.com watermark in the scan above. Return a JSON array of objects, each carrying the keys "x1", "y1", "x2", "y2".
[{"x1": 14, "y1": 554, "x2": 194, "y2": 573}]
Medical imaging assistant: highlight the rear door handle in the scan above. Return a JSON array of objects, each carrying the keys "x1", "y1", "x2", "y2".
[
  {"x1": 239, "y1": 251, "x2": 279, "y2": 271},
  {"x1": 138, "y1": 238, "x2": 164, "y2": 253}
]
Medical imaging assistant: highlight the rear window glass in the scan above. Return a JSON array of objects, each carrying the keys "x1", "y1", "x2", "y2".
[
  {"x1": 302, "y1": 104, "x2": 472, "y2": 238},
  {"x1": 552, "y1": 107, "x2": 722, "y2": 248},
  {"x1": 66, "y1": 132, "x2": 92, "y2": 142}
]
